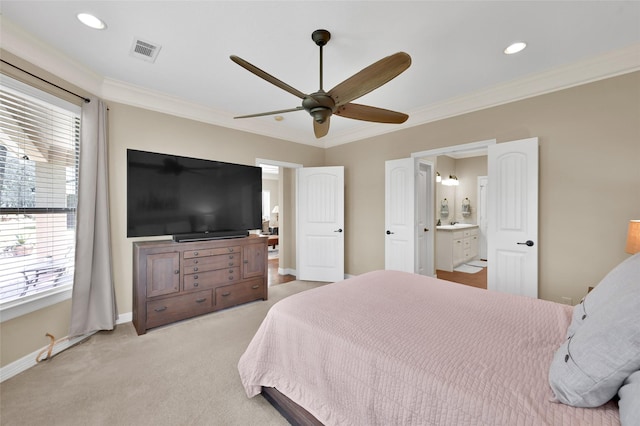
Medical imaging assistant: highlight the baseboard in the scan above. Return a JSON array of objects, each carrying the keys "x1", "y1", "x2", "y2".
[
  {"x1": 278, "y1": 267, "x2": 296, "y2": 276},
  {"x1": 1, "y1": 312, "x2": 132, "y2": 383},
  {"x1": 276, "y1": 268, "x2": 354, "y2": 282}
]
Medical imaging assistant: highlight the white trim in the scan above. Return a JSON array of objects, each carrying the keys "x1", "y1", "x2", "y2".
[
  {"x1": 411, "y1": 139, "x2": 496, "y2": 158},
  {"x1": 2, "y1": 16, "x2": 638, "y2": 149},
  {"x1": 0, "y1": 313, "x2": 132, "y2": 383},
  {"x1": 0, "y1": 286, "x2": 73, "y2": 322},
  {"x1": 255, "y1": 158, "x2": 303, "y2": 169},
  {"x1": 278, "y1": 267, "x2": 296, "y2": 277}
]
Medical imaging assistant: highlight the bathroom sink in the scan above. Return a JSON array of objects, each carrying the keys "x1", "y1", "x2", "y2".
[{"x1": 436, "y1": 224, "x2": 477, "y2": 230}]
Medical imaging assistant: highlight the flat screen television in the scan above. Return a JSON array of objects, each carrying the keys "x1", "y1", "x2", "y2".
[{"x1": 127, "y1": 149, "x2": 262, "y2": 241}]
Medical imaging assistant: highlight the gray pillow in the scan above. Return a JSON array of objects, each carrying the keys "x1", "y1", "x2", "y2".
[
  {"x1": 618, "y1": 370, "x2": 640, "y2": 426},
  {"x1": 549, "y1": 254, "x2": 640, "y2": 408},
  {"x1": 567, "y1": 253, "x2": 640, "y2": 339}
]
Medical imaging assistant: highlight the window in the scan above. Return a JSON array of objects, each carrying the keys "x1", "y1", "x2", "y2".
[{"x1": 0, "y1": 75, "x2": 80, "y2": 316}]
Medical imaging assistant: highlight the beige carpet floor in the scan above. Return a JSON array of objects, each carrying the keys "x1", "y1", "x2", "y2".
[{"x1": 0, "y1": 280, "x2": 327, "y2": 426}]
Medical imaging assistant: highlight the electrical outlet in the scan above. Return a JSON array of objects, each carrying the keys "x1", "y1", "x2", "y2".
[{"x1": 561, "y1": 296, "x2": 573, "y2": 305}]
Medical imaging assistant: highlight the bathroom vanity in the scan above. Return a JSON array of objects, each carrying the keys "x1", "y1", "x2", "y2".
[{"x1": 436, "y1": 224, "x2": 479, "y2": 272}]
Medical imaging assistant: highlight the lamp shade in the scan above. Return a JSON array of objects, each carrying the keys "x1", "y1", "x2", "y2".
[
  {"x1": 626, "y1": 220, "x2": 640, "y2": 254},
  {"x1": 272, "y1": 205, "x2": 279, "y2": 214}
]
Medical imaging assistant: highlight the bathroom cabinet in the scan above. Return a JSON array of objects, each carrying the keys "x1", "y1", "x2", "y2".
[{"x1": 436, "y1": 226, "x2": 479, "y2": 272}]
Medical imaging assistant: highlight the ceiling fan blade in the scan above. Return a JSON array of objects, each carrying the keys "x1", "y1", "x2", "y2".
[
  {"x1": 314, "y1": 117, "x2": 330, "y2": 138},
  {"x1": 230, "y1": 55, "x2": 307, "y2": 100},
  {"x1": 335, "y1": 103, "x2": 408, "y2": 124},
  {"x1": 234, "y1": 106, "x2": 304, "y2": 119},
  {"x1": 328, "y1": 52, "x2": 411, "y2": 107}
]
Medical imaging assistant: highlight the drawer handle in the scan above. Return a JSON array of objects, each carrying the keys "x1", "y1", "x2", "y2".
[
  {"x1": 228, "y1": 248, "x2": 234, "y2": 252},
  {"x1": 194, "y1": 274, "x2": 199, "y2": 279},
  {"x1": 228, "y1": 262, "x2": 234, "y2": 266},
  {"x1": 194, "y1": 260, "x2": 198, "y2": 264},
  {"x1": 194, "y1": 251, "x2": 199, "y2": 256},
  {"x1": 228, "y1": 276, "x2": 234, "y2": 280},
  {"x1": 195, "y1": 298, "x2": 207, "y2": 303},
  {"x1": 228, "y1": 269, "x2": 234, "y2": 273},
  {"x1": 193, "y1": 282, "x2": 199, "y2": 287},
  {"x1": 243, "y1": 260, "x2": 248, "y2": 264},
  {"x1": 221, "y1": 292, "x2": 231, "y2": 297},
  {"x1": 154, "y1": 306, "x2": 167, "y2": 312},
  {"x1": 174, "y1": 269, "x2": 179, "y2": 274},
  {"x1": 228, "y1": 255, "x2": 234, "y2": 259},
  {"x1": 251, "y1": 285, "x2": 260, "y2": 289},
  {"x1": 193, "y1": 267, "x2": 198, "y2": 272}
]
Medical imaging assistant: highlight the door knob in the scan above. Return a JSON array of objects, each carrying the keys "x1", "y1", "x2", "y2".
[
  {"x1": 424, "y1": 228, "x2": 429, "y2": 232},
  {"x1": 517, "y1": 240, "x2": 534, "y2": 247},
  {"x1": 334, "y1": 228, "x2": 343, "y2": 233},
  {"x1": 386, "y1": 230, "x2": 394, "y2": 235}
]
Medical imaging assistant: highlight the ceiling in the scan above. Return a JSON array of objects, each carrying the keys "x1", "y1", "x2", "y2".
[{"x1": 1, "y1": 1, "x2": 639, "y2": 148}]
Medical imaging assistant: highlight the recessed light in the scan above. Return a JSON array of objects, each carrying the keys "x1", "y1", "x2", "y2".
[
  {"x1": 274, "y1": 116, "x2": 284, "y2": 121},
  {"x1": 77, "y1": 13, "x2": 107, "y2": 30},
  {"x1": 504, "y1": 41, "x2": 527, "y2": 55}
]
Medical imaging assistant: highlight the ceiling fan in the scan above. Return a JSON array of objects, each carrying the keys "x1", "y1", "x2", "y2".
[{"x1": 230, "y1": 29, "x2": 412, "y2": 138}]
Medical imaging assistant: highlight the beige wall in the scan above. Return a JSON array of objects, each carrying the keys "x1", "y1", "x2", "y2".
[
  {"x1": 1, "y1": 99, "x2": 324, "y2": 367},
  {"x1": 2, "y1": 62, "x2": 638, "y2": 368},
  {"x1": 107, "y1": 103, "x2": 324, "y2": 322},
  {"x1": 326, "y1": 71, "x2": 640, "y2": 304},
  {"x1": 262, "y1": 178, "x2": 279, "y2": 225}
]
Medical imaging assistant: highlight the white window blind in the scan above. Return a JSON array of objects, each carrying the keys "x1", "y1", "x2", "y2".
[{"x1": 0, "y1": 75, "x2": 80, "y2": 307}]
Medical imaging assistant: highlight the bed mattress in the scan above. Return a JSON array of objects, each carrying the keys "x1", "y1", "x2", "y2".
[{"x1": 238, "y1": 270, "x2": 619, "y2": 425}]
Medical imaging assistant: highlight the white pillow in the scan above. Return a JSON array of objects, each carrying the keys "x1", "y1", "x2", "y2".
[
  {"x1": 549, "y1": 253, "x2": 640, "y2": 407},
  {"x1": 566, "y1": 253, "x2": 640, "y2": 339},
  {"x1": 618, "y1": 370, "x2": 640, "y2": 426}
]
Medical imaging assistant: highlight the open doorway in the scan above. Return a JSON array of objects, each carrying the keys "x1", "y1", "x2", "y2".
[
  {"x1": 257, "y1": 158, "x2": 301, "y2": 286},
  {"x1": 412, "y1": 140, "x2": 494, "y2": 289}
]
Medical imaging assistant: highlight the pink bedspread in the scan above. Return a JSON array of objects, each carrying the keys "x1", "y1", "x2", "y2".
[{"x1": 238, "y1": 270, "x2": 620, "y2": 425}]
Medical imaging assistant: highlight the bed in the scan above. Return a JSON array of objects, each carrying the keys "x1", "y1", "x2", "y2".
[{"x1": 239, "y1": 258, "x2": 640, "y2": 425}]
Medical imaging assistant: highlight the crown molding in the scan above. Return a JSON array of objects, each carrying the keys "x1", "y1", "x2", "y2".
[
  {"x1": 0, "y1": 16, "x2": 103, "y2": 96},
  {"x1": 323, "y1": 42, "x2": 640, "y2": 148},
  {"x1": 3, "y1": 15, "x2": 638, "y2": 149}
]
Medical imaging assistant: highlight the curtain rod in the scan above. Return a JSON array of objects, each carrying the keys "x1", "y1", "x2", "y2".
[{"x1": 1, "y1": 59, "x2": 91, "y2": 103}]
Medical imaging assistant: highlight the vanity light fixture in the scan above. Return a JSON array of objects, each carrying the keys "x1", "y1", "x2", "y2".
[
  {"x1": 442, "y1": 175, "x2": 459, "y2": 186},
  {"x1": 504, "y1": 41, "x2": 527, "y2": 55},
  {"x1": 436, "y1": 172, "x2": 441, "y2": 183},
  {"x1": 77, "y1": 13, "x2": 107, "y2": 30}
]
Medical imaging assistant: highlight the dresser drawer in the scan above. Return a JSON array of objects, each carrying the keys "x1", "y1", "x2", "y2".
[
  {"x1": 183, "y1": 254, "x2": 239, "y2": 274},
  {"x1": 146, "y1": 290, "x2": 212, "y2": 329},
  {"x1": 215, "y1": 279, "x2": 265, "y2": 309},
  {"x1": 184, "y1": 246, "x2": 239, "y2": 259},
  {"x1": 183, "y1": 267, "x2": 240, "y2": 291}
]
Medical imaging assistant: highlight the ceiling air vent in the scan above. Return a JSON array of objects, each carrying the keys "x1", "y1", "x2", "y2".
[{"x1": 130, "y1": 38, "x2": 161, "y2": 63}]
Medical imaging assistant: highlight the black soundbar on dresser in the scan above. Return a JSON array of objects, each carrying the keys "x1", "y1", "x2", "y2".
[{"x1": 172, "y1": 230, "x2": 249, "y2": 242}]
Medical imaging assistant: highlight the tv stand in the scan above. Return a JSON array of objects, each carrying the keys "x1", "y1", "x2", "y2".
[
  {"x1": 173, "y1": 230, "x2": 249, "y2": 242},
  {"x1": 132, "y1": 235, "x2": 268, "y2": 335}
]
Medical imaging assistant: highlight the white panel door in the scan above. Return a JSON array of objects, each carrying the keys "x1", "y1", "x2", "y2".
[
  {"x1": 296, "y1": 167, "x2": 344, "y2": 282},
  {"x1": 487, "y1": 138, "x2": 538, "y2": 297},
  {"x1": 385, "y1": 158, "x2": 415, "y2": 272}
]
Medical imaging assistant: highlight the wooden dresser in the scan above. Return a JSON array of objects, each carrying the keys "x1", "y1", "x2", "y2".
[{"x1": 133, "y1": 235, "x2": 268, "y2": 335}]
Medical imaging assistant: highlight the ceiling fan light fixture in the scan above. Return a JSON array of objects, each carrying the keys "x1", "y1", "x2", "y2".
[
  {"x1": 504, "y1": 41, "x2": 527, "y2": 55},
  {"x1": 311, "y1": 108, "x2": 331, "y2": 124},
  {"x1": 76, "y1": 13, "x2": 106, "y2": 30}
]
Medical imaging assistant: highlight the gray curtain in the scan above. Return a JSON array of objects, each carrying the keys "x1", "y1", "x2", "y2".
[{"x1": 69, "y1": 98, "x2": 117, "y2": 337}]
